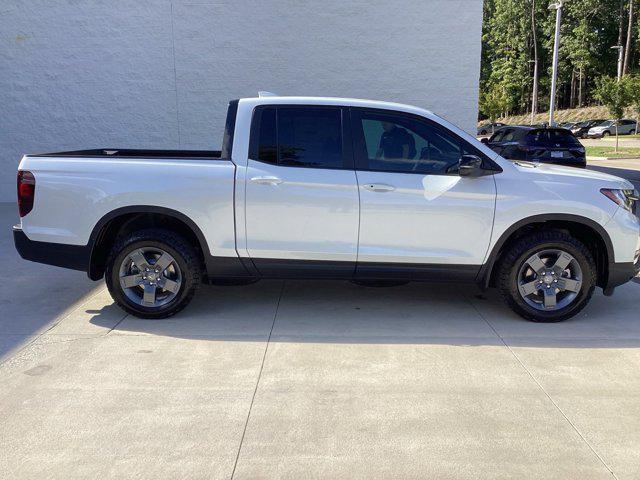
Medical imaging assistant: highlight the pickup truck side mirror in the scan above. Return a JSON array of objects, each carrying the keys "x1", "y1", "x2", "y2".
[
  {"x1": 458, "y1": 154, "x2": 485, "y2": 177},
  {"x1": 480, "y1": 137, "x2": 489, "y2": 144}
]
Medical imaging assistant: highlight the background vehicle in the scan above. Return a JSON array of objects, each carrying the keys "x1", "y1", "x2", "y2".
[
  {"x1": 13, "y1": 95, "x2": 640, "y2": 322},
  {"x1": 587, "y1": 119, "x2": 637, "y2": 138},
  {"x1": 482, "y1": 126, "x2": 586, "y2": 167},
  {"x1": 571, "y1": 119, "x2": 605, "y2": 138},
  {"x1": 559, "y1": 122, "x2": 577, "y2": 129},
  {"x1": 477, "y1": 122, "x2": 506, "y2": 136}
]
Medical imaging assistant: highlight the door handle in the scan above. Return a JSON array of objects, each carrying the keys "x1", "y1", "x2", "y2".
[
  {"x1": 250, "y1": 175, "x2": 283, "y2": 185},
  {"x1": 362, "y1": 183, "x2": 395, "y2": 192}
]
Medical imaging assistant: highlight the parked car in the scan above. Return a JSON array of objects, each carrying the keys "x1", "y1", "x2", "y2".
[
  {"x1": 571, "y1": 119, "x2": 605, "y2": 138},
  {"x1": 13, "y1": 95, "x2": 640, "y2": 322},
  {"x1": 559, "y1": 122, "x2": 577, "y2": 130},
  {"x1": 587, "y1": 119, "x2": 637, "y2": 138},
  {"x1": 482, "y1": 126, "x2": 586, "y2": 167},
  {"x1": 477, "y1": 122, "x2": 506, "y2": 136}
]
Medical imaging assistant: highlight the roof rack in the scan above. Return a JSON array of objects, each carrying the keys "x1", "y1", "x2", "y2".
[{"x1": 258, "y1": 91, "x2": 278, "y2": 98}]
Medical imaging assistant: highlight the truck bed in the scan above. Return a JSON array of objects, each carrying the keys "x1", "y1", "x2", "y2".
[{"x1": 25, "y1": 149, "x2": 223, "y2": 159}]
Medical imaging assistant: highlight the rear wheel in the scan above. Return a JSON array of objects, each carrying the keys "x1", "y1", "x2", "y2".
[
  {"x1": 497, "y1": 231, "x2": 596, "y2": 322},
  {"x1": 105, "y1": 229, "x2": 201, "y2": 318}
]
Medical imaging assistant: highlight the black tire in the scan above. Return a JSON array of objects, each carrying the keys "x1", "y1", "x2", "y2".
[
  {"x1": 105, "y1": 229, "x2": 201, "y2": 319},
  {"x1": 602, "y1": 131, "x2": 610, "y2": 137},
  {"x1": 497, "y1": 231, "x2": 596, "y2": 322}
]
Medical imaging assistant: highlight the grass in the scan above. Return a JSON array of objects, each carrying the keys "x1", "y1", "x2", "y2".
[
  {"x1": 585, "y1": 146, "x2": 640, "y2": 158},
  {"x1": 480, "y1": 105, "x2": 639, "y2": 128}
]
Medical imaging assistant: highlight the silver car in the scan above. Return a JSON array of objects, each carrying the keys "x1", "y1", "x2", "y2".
[{"x1": 587, "y1": 119, "x2": 637, "y2": 138}]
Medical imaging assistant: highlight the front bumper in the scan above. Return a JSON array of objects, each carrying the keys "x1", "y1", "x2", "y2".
[{"x1": 13, "y1": 226, "x2": 89, "y2": 272}]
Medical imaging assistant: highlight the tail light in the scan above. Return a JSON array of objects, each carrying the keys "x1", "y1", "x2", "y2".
[{"x1": 17, "y1": 170, "x2": 35, "y2": 217}]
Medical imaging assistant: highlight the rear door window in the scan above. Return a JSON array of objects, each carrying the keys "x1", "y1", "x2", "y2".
[
  {"x1": 251, "y1": 106, "x2": 345, "y2": 169},
  {"x1": 546, "y1": 129, "x2": 581, "y2": 146}
]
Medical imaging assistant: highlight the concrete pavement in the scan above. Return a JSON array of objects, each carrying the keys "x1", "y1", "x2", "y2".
[{"x1": 2, "y1": 204, "x2": 640, "y2": 479}]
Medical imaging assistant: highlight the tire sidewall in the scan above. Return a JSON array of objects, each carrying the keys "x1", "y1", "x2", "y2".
[
  {"x1": 504, "y1": 238, "x2": 595, "y2": 322},
  {"x1": 106, "y1": 235, "x2": 197, "y2": 319}
]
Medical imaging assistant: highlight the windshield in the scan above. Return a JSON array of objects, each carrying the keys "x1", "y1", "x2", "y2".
[{"x1": 575, "y1": 122, "x2": 590, "y2": 128}]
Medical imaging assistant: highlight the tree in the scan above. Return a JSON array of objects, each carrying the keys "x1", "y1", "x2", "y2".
[
  {"x1": 479, "y1": 85, "x2": 509, "y2": 133},
  {"x1": 626, "y1": 75, "x2": 640, "y2": 132},
  {"x1": 594, "y1": 75, "x2": 633, "y2": 151}
]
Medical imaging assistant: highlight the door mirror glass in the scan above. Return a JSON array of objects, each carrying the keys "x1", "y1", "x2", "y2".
[{"x1": 458, "y1": 154, "x2": 484, "y2": 177}]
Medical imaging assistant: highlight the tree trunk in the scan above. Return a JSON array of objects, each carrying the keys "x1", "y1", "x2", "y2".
[
  {"x1": 616, "y1": 123, "x2": 619, "y2": 153},
  {"x1": 624, "y1": 0, "x2": 634, "y2": 75},
  {"x1": 578, "y1": 66, "x2": 584, "y2": 107},
  {"x1": 570, "y1": 70, "x2": 576, "y2": 108}
]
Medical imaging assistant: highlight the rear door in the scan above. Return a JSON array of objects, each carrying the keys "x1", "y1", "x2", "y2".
[
  {"x1": 620, "y1": 119, "x2": 636, "y2": 134},
  {"x1": 351, "y1": 108, "x2": 497, "y2": 279},
  {"x1": 244, "y1": 105, "x2": 359, "y2": 276}
]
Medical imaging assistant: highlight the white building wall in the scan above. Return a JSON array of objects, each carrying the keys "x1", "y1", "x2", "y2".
[{"x1": 0, "y1": 0, "x2": 484, "y2": 201}]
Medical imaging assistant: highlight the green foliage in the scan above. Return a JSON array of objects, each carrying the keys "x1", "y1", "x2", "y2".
[
  {"x1": 593, "y1": 76, "x2": 632, "y2": 119},
  {"x1": 481, "y1": 0, "x2": 633, "y2": 118},
  {"x1": 626, "y1": 74, "x2": 640, "y2": 113},
  {"x1": 479, "y1": 84, "x2": 509, "y2": 122}
]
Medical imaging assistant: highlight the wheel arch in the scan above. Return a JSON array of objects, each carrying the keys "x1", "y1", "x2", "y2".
[
  {"x1": 87, "y1": 206, "x2": 210, "y2": 280},
  {"x1": 478, "y1": 214, "x2": 614, "y2": 290}
]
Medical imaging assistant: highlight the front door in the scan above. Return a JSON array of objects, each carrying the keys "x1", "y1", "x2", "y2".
[
  {"x1": 244, "y1": 105, "x2": 359, "y2": 277},
  {"x1": 351, "y1": 108, "x2": 497, "y2": 280}
]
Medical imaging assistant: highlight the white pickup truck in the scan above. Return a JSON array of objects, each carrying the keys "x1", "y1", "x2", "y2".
[{"x1": 14, "y1": 94, "x2": 640, "y2": 322}]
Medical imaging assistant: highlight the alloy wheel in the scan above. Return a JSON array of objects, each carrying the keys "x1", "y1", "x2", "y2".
[
  {"x1": 517, "y1": 249, "x2": 583, "y2": 311},
  {"x1": 118, "y1": 247, "x2": 182, "y2": 308}
]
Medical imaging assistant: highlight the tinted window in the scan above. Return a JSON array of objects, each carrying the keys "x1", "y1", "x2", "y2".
[
  {"x1": 354, "y1": 110, "x2": 464, "y2": 175},
  {"x1": 526, "y1": 130, "x2": 547, "y2": 146},
  {"x1": 526, "y1": 129, "x2": 581, "y2": 147},
  {"x1": 489, "y1": 129, "x2": 506, "y2": 142},
  {"x1": 277, "y1": 108, "x2": 342, "y2": 168},
  {"x1": 257, "y1": 107, "x2": 277, "y2": 164},
  {"x1": 501, "y1": 129, "x2": 519, "y2": 142},
  {"x1": 547, "y1": 129, "x2": 581, "y2": 145},
  {"x1": 252, "y1": 106, "x2": 343, "y2": 169}
]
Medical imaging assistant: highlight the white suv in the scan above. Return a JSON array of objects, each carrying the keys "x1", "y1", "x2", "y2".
[{"x1": 587, "y1": 119, "x2": 637, "y2": 138}]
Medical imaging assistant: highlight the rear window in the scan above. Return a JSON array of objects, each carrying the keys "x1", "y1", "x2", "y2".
[
  {"x1": 547, "y1": 129, "x2": 581, "y2": 146},
  {"x1": 251, "y1": 106, "x2": 344, "y2": 169},
  {"x1": 526, "y1": 129, "x2": 581, "y2": 147}
]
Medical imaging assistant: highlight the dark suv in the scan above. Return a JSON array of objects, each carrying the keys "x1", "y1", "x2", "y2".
[
  {"x1": 570, "y1": 119, "x2": 605, "y2": 138},
  {"x1": 482, "y1": 126, "x2": 586, "y2": 167}
]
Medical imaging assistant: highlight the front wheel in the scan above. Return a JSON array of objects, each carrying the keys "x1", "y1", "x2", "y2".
[
  {"x1": 497, "y1": 231, "x2": 596, "y2": 322},
  {"x1": 105, "y1": 229, "x2": 201, "y2": 318},
  {"x1": 602, "y1": 131, "x2": 610, "y2": 137}
]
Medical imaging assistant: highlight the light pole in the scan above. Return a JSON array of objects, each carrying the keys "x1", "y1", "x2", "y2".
[
  {"x1": 611, "y1": 45, "x2": 624, "y2": 81},
  {"x1": 548, "y1": 1, "x2": 563, "y2": 127}
]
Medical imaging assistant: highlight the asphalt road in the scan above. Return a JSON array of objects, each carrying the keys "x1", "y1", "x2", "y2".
[{"x1": 587, "y1": 157, "x2": 640, "y2": 194}]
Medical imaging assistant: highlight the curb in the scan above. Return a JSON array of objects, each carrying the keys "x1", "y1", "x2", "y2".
[{"x1": 587, "y1": 156, "x2": 640, "y2": 161}]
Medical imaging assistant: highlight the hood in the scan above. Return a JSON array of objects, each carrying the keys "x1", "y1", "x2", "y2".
[{"x1": 511, "y1": 161, "x2": 635, "y2": 189}]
